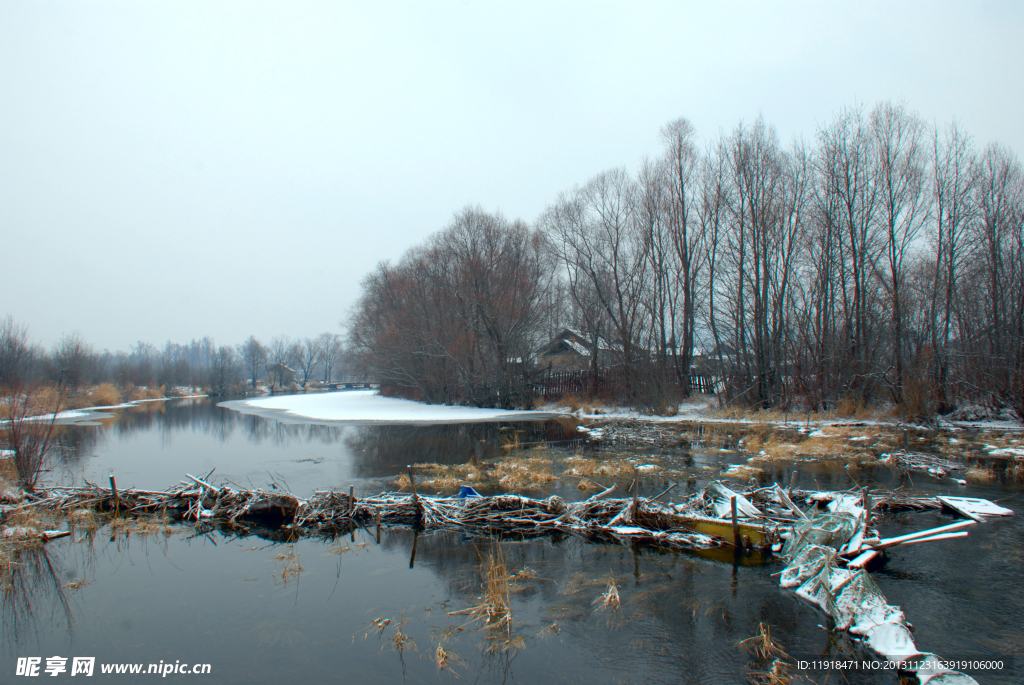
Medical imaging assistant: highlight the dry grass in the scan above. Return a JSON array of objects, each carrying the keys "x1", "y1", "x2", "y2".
[
  {"x1": 740, "y1": 622, "x2": 797, "y2": 685},
  {"x1": 743, "y1": 426, "x2": 887, "y2": 463},
  {"x1": 592, "y1": 578, "x2": 621, "y2": 612},
  {"x1": 1007, "y1": 462, "x2": 1024, "y2": 483},
  {"x1": 106, "y1": 515, "x2": 175, "y2": 538},
  {"x1": 0, "y1": 545, "x2": 12, "y2": 592},
  {"x1": 400, "y1": 454, "x2": 560, "y2": 493},
  {"x1": 125, "y1": 385, "x2": 165, "y2": 402},
  {"x1": 449, "y1": 548, "x2": 513, "y2": 634},
  {"x1": 3, "y1": 507, "x2": 48, "y2": 538},
  {"x1": 556, "y1": 394, "x2": 602, "y2": 415},
  {"x1": 432, "y1": 642, "x2": 463, "y2": 674},
  {"x1": 387, "y1": 613, "x2": 417, "y2": 657},
  {"x1": 270, "y1": 545, "x2": 303, "y2": 586},
  {"x1": 491, "y1": 457, "x2": 557, "y2": 490},
  {"x1": 966, "y1": 465, "x2": 997, "y2": 483},
  {"x1": 563, "y1": 455, "x2": 639, "y2": 480},
  {"x1": 83, "y1": 383, "x2": 122, "y2": 407},
  {"x1": 0, "y1": 456, "x2": 18, "y2": 485},
  {"x1": 395, "y1": 462, "x2": 480, "y2": 492},
  {"x1": 723, "y1": 465, "x2": 765, "y2": 482}
]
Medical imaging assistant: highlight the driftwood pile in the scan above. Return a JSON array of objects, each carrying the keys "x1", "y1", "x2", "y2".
[
  {"x1": 17, "y1": 473, "x2": 731, "y2": 551},
  {"x1": 9, "y1": 472, "x2": 953, "y2": 553}
]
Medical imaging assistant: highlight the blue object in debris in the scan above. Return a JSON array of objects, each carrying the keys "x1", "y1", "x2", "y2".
[{"x1": 459, "y1": 485, "x2": 482, "y2": 499}]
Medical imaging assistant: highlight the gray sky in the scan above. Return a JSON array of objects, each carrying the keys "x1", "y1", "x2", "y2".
[{"x1": 2, "y1": 1, "x2": 1021, "y2": 351}]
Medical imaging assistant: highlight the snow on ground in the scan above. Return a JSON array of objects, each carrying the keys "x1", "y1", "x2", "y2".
[
  {"x1": 0, "y1": 395, "x2": 208, "y2": 427},
  {"x1": 219, "y1": 390, "x2": 569, "y2": 425},
  {"x1": 538, "y1": 394, "x2": 1024, "y2": 431}
]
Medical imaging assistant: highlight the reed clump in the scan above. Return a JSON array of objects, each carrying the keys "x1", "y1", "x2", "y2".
[
  {"x1": 592, "y1": 578, "x2": 620, "y2": 612},
  {"x1": 125, "y1": 385, "x2": 165, "y2": 402},
  {"x1": 82, "y1": 383, "x2": 122, "y2": 407},
  {"x1": 270, "y1": 545, "x2": 303, "y2": 586},
  {"x1": 966, "y1": 465, "x2": 997, "y2": 483},
  {"x1": 449, "y1": 548, "x2": 513, "y2": 634},
  {"x1": 563, "y1": 455, "x2": 639, "y2": 480},
  {"x1": 1005, "y1": 461, "x2": 1024, "y2": 483},
  {"x1": 740, "y1": 622, "x2": 796, "y2": 685}
]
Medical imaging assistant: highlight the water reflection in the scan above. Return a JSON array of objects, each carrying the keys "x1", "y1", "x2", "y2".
[
  {"x1": 48, "y1": 398, "x2": 583, "y2": 494},
  {"x1": 3, "y1": 495, "x2": 1022, "y2": 685},
  {"x1": 2, "y1": 545, "x2": 73, "y2": 647},
  {"x1": 346, "y1": 421, "x2": 584, "y2": 478}
]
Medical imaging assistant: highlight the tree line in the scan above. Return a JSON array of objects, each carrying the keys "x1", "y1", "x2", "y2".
[
  {"x1": 351, "y1": 101, "x2": 1024, "y2": 419},
  {"x1": 0, "y1": 317, "x2": 346, "y2": 396}
]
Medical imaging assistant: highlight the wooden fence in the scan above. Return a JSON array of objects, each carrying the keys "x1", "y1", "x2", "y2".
[{"x1": 535, "y1": 368, "x2": 719, "y2": 401}]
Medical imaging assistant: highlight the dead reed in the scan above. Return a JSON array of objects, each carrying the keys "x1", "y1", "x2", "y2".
[
  {"x1": 593, "y1": 578, "x2": 620, "y2": 612},
  {"x1": 270, "y1": 545, "x2": 303, "y2": 586},
  {"x1": 740, "y1": 622, "x2": 796, "y2": 685},
  {"x1": 1, "y1": 381, "x2": 67, "y2": 491},
  {"x1": 449, "y1": 548, "x2": 513, "y2": 634}
]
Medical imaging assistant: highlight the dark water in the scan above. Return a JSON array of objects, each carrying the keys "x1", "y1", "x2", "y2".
[{"x1": 3, "y1": 398, "x2": 1021, "y2": 684}]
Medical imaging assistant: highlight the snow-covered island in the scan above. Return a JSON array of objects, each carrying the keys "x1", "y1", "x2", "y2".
[{"x1": 219, "y1": 389, "x2": 568, "y2": 425}]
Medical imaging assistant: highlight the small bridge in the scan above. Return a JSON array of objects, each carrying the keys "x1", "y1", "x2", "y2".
[{"x1": 324, "y1": 381, "x2": 378, "y2": 391}]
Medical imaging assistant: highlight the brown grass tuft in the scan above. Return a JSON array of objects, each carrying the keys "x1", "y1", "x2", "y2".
[
  {"x1": 966, "y1": 465, "x2": 997, "y2": 483},
  {"x1": 86, "y1": 383, "x2": 122, "y2": 407},
  {"x1": 740, "y1": 622, "x2": 796, "y2": 685},
  {"x1": 592, "y1": 578, "x2": 620, "y2": 612},
  {"x1": 270, "y1": 545, "x2": 303, "y2": 586},
  {"x1": 449, "y1": 547, "x2": 513, "y2": 634}
]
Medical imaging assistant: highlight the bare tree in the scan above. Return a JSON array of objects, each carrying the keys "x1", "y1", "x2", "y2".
[
  {"x1": 926, "y1": 120, "x2": 977, "y2": 410},
  {"x1": 51, "y1": 332, "x2": 93, "y2": 388},
  {"x1": 318, "y1": 332, "x2": 342, "y2": 383},
  {"x1": 238, "y1": 336, "x2": 267, "y2": 389},
  {"x1": 871, "y1": 101, "x2": 928, "y2": 402},
  {"x1": 661, "y1": 118, "x2": 704, "y2": 396},
  {"x1": 209, "y1": 345, "x2": 240, "y2": 394},
  {"x1": 0, "y1": 316, "x2": 35, "y2": 387},
  {"x1": 544, "y1": 169, "x2": 650, "y2": 400},
  {"x1": 267, "y1": 336, "x2": 294, "y2": 388},
  {"x1": 294, "y1": 337, "x2": 321, "y2": 388}
]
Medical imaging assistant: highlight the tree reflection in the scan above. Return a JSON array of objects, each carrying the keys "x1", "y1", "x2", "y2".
[{"x1": 1, "y1": 544, "x2": 73, "y2": 648}]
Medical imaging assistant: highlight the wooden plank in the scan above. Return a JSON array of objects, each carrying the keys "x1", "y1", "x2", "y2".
[
  {"x1": 894, "y1": 531, "x2": 968, "y2": 547},
  {"x1": 664, "y1": 513, "x2": 770, "y2": 546},
  {"x1": 937, "y1": 496, "x2": 1013, "y2": 521},
  {"x1": 867, "y1": 520, "x2": 976, "y2": 550},
  {"x1": 848, "y1": 550, "x2": 879, "y2": 569}
]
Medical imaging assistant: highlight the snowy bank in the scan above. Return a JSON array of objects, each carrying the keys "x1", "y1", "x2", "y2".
[{"x1": 219, "y1": 390, "x2": 568, "y2": 425}]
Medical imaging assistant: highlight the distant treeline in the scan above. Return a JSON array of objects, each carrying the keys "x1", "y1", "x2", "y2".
[
  {"x1": 349, "y1": 101, "x2": 1024, "y2": 419},
  {"x1": 0, "y1": 318, "x2": 346, "y2": 395}
]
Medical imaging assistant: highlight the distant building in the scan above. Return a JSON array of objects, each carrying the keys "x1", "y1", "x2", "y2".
[
  {"x1": 268, "y1": 363, "x2": 296, "y2": 388},
  {"x1": 536, "y1": 329, "x2": 618, "y2": 372}
]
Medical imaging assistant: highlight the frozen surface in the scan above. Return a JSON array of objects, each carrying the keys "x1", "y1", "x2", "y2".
[{"x1": 220, "y1": 390, "x2": 567, "y2": 425}]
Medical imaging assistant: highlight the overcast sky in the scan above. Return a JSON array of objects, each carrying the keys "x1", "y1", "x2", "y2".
[{"x1": 2, "y1": 1, "x2": 1021, "y2": 351}]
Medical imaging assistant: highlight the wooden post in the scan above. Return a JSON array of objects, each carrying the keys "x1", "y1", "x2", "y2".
[
  {"x1": 349, "y1": 485, "x2": 355, "y2": 512},
  {"x1": 731, "y1": 496, "x2": 740, "y2": 548},
  {"x1": 632, "y1": 467, "x2": 639, "y2": 522},
  {"x1": 863, "y1": 488, "x2": 872, "y2": 516},
  {"x1": 407, "y1": 465, "x2": 421, "y2": 523},
  {"x1": 903, "y1": 429, "x2": 909, "y2": 452},
  {"x1": 375, "y1": 507, "x2": 381, "y2": 544},
  {"x1": 109, "y1": 475, "x2": 118, "y2": 512},
  {"x1": 787, "y1": 470, "x2": 798, "y2": 497}
]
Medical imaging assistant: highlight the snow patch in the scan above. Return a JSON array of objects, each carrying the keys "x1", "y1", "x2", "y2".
[{"x1": 220, "y1": 390, "x2": 568, "y2": 425}]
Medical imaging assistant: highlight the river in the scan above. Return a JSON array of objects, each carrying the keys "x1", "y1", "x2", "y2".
[{"x1": 2, "y1": 396, "x2": 1020, "y2": 684}]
